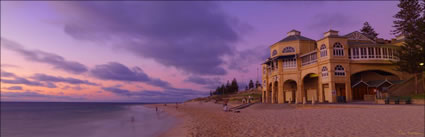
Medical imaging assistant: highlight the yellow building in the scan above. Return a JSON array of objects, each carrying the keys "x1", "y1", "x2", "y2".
[{"x1": 261, "y1": 29, "x2": 411, "y2": 104}]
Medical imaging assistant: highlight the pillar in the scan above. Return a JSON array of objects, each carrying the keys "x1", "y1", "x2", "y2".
[
  {"x1": 296, "y1": 81, "x2": 303, "y2": 104},
  {"x1": 345, "y1": 78, "x2": 352, "y2": 102},
  {"x1": 330, "y1": 82, "x2": 336, "y2": 103},
  {"x1": 318, "y1": 75, "x2": 324, "y2": 103}
]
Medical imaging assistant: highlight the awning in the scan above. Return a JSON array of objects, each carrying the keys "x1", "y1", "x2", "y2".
[{"x1": 262, "y1": 54, "x2": 297, "y2": 64}]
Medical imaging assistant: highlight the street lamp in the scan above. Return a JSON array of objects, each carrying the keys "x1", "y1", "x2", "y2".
[{"x1": 420, "y1": 62, "x2": 424, "y2": 66}]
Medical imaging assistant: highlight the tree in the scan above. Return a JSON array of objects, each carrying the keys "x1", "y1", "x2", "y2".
[
  {"x1": 360, "y1": 22, "x2": 379, "y2": 40},
  {"x1": 255, "y1": 80, "x2": 261, "y2": 88},
  {"x1": 248, "y1": 80, "x2": 254, "y2": 89},
  {"x1": 220, "y1": 84, "x2": 225, "y2": 95},
  {"x1": 392, "y1": 0, "x2": 425, "y2": 94},
  {"x1": 231, "y1": 78, "x2": 239, "y2": 93},
  {"x1": 225, "y1": 80, "x2": 231, "y2": 94}
]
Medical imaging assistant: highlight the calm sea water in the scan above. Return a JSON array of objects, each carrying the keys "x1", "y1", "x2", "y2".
[{"x1": 0, "y1": 102, "x2": 176, "y2": 137}]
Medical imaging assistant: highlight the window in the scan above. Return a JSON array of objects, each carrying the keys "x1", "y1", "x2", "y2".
[
  {"x1": 334, "y1": 65, "x2": 345, "y2": 76},
  {"x1": 375, "y1": 47, "x2": 381, "y2": 58},
  {"x1": 322, "y1": 66, "x2": 328, "y2": 77},
  {"x1": 360, "y1": 48, "x2": 367, "y2": 58},
  {"x1": 368, "y1": 47, "x2": 375, "y2": 58},
  {"x1": 320, "y1": 44, "x2": 327, "y2": 57},
  {"x1": 390, "y1": 48, "x2": 396, "y2": 59},
  {"x1": 348, "y1": 48, "x2": 351, "y2": 59},
  {"x1": 283, "y1": 47, "x2": 295, "y2": 53},
  {"x1": 333, "y1": 42, "x2": 344, "y2": 56},
  {"x1": 283, "y1": 58, "x2": 297, "y2": 68},
  {"x1": 383, "y1": 48, "x2": 388, "y2": 59},
  {"x1": 274, "y1": 61, "x2": 278, "y2": 69},
  {"x1": 272, "y1": 50, "x2": 277, "y2": 56},
  {"x1": 263, "y1": 67, "x2": 266, "y2": 74},
  {"x1": 352, "y1": 48, "x2": 360, "y2": 59}
]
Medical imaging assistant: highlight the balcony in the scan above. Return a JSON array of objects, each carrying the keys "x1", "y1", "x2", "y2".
[
  {"x1": 301, "y1": 51, "x2": 318, "y2": 66},
  {"x1": 348, "y1": 47, "x2": 398, "y2": 61}
]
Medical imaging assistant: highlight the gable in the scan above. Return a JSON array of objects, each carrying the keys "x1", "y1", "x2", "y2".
[{"x1": 344, "y1": 31, "x2": 375, "y2": 43}]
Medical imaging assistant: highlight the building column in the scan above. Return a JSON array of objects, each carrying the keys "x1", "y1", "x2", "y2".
[
  {"x1": 345, "y1": 77, "x2": 352, "y2": 102},
  {"x1": 330, "y1": 82, "x2": 337, "y2": 103},
  {"x1": 318, "y1": 76, "x2": 324, "y2": 103},
  {"x1": 296, "y1": 81, "x2": 303, "y2": 104},
  {"x1": 278, "y1": 80, "x2": 284, "y2": 104},
  {"x1": 271, "y1": 83, "x2": 276, "y2": 104}
]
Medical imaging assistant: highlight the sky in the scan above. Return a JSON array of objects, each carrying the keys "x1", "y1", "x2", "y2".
[{"x1": 1, "y1": 1, "x2": 400, "y2": 102}]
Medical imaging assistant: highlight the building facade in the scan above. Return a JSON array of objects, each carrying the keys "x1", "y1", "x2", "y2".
[{"x1": 262, "y1": 29, "x2": 411, "y2": 104}]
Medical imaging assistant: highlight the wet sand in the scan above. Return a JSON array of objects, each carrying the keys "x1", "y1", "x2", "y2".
[{"x1": 151, "y1": 102, "x2": 425, "y2": 137}]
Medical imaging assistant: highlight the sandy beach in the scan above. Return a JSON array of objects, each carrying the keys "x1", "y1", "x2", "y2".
[{"x1": 150, "y1": 102, "x2": 425, "y2": 137}]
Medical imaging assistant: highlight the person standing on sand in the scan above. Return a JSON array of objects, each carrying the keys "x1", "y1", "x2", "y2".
[
  {"x1": 223, "y1": 103, "x2": 228, "y2": 112},
  {"x1": 155, "y1": 107, "x2": 158, "y2": 112}
]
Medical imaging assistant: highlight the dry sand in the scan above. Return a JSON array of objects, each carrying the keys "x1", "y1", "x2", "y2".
[{"x1": 150, "y1": 102, "x2": 424, "y2": 137}]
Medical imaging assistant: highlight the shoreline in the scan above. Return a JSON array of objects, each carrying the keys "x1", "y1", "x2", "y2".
[{"x1": 144, "y1": 103, "x2": 189, "y2": 137}]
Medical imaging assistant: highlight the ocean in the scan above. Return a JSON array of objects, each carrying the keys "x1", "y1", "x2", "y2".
[{"x1": 0, "y1": 102, "x2": 176, "y2": 137}]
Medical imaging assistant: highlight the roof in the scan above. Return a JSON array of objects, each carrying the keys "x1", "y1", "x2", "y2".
[
  {"x1": 352, "y1": 80, "x2": 405, "y2": 88},
  {"x1": 347, "y1": 40, "x2": 375, "y2": 45},
  {"x1": 348, "y1": 44, "x2": 398, "y2": 48},
  {"x1": 278, "y1": 35, "x2": 315, "y2": 43},
  {"x1": 366, "y1": 80, "x2": 391, "y2": 87},
  {"x1": 262, "y1": 55, "x2": 297, "y2": 64}
]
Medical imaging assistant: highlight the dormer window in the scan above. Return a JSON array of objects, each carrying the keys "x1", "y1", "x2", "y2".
[{"x1": 282, "y1": 47, "x2": 295, "y2": 53}]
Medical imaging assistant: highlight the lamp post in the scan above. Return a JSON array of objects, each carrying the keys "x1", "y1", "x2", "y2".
[{"x1": 420, "y1": 63, "x2": 424, "y2": 94}]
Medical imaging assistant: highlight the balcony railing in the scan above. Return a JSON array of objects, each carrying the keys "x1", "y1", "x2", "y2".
[
  {"x1": 348, "y1": 47, "x2": 398, "y2": 61},
  {"x1": 301, "y1": 52, "x2": 318, "y2": 66}
]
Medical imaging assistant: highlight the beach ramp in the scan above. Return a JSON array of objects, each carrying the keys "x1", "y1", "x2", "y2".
[{"x1": 230, "y1": 103, "x2": 257, "y2": 110}]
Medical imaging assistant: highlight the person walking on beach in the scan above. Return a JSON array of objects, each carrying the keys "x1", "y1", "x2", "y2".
[
  {"x1": 223, "y1": 103, "x2": 228, "y2": 112},
  {"x1": 155, "y1": 107, "x2": 158, "y2": 112}
]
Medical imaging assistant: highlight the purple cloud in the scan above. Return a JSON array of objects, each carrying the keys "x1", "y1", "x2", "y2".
[
  {"x1": 227, "y1": 45, "x2": 269, "y2": 72},
  {"x1": 1, "y1": 71, "x2": 56, "y2": 88},
  {"x1": 1, "y1": 38, "x2": 88, "y2": 74},
  {"x1": 102, "y1": 86, "x2": 207, "y2": 102},
  {"x1": 184, "y1": 75, "x2": 221, "y2": 89},
  {"x1": 307, "y1": 13, "x2": 358, "y2": 35},
  {"x1": 1, "y1": 70, "x2": 16, "y2": 77},
  {"x1": 5, "y1": 86, "x2": 23, "y2": 90},
  {"x1": 31, "y1": 73, "x2": 98, "y2": 86},
  {"x1": 1, "y1": 77, "x2": 45, "y2": 87},
  {"x1": 91, "y1": 62, "x2": 170, "y2": 87},
  {"x1": 1, "y1": 91, "x2": 85, "y2": 101},
  {"x1": 52, "y1": 2, "x2": 249, "y2": 75}
]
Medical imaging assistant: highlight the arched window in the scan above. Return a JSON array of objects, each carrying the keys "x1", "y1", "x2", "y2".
[
  {"x1": 334, "y1": 65, "x2": 345, "y2": 76},
  {"x1": 321, "y1": 66, "x2": 328, "y2": 77},
  {"x1": 272, "y1": 50, "x2": 277, "y2": 56},
  {"x1": 283, "y1": 47, "x2": 295, "y2": 53},
  {"x1": 320, "y1": 44, "x2": 327, "y2": 57},
  {"x1": 333, "y1": 42, "x2": 344, "y2": 56}
]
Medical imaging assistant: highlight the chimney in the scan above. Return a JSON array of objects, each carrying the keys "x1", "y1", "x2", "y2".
[
  {"x1": 287, "y1": 29, "x2": 301, "y2": 36},
  {"x1": 324, "y1": 29, "x2": 339, "y2": 37}
]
